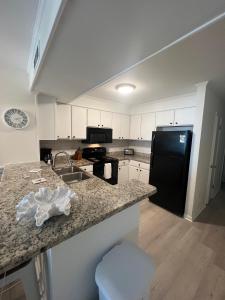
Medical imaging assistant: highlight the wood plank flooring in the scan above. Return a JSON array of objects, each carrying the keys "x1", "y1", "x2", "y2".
[
  {"x1": 1, "y1": 187, "x2": 225, "y2": 299},
  {"x1": 139, "y1": 186, "x2": 225, "y2": 300}
]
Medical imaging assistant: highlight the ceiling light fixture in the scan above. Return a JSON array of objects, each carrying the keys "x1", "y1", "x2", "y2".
[{"x1": 115, "y1": 83, "x2": 136, "y2": 95}]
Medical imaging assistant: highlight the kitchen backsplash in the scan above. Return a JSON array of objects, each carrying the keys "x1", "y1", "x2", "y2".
[{"x1": 40, "y1": 139, "x2": 151, "y2": 156}]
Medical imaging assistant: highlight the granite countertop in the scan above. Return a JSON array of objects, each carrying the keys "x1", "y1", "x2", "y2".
[
  {"x1": 108, "y1": 152, "x2": 150, "y2": 164},
  {"x1": 0, "y1": 161, "x2": 156, "y2": 274}
]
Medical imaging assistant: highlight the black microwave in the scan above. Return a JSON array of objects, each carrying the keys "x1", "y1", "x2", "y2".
[{"x1": 82, "y1": 127, "x2": 112, "y2": 144}]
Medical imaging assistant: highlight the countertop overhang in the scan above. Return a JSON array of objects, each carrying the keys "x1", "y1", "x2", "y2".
[{"x1": 0, "y1": 161, "x2": 156, "y2": 274}]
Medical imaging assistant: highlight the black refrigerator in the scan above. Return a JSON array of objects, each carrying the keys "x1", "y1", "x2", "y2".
[{"x1": 149, "y1": 130, "x2": 192, "y2": 216}]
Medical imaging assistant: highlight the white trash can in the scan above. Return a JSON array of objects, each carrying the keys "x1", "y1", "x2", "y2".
[{"x1": 95, "y1": 241, "x2": 155, "y2": 300}]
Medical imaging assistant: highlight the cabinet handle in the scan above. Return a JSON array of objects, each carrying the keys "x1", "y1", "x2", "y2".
[
  {"x1": 102, "y1": 125, "x2": 104, "y2": 127},
  {"x1": 136, "y1": 169, "x2": 138, "y2": 171},
  {"x1": 141, "y1": 137, "x2": 143, "y2": 140},
  {"x1": 175, "y1": 122, "x2": 178, "y2": 125},
  {"x1": 73, "y1": 136, "x2": 75, "y2": 139},
  {"x1": 119, "y1": 137, "x2": 121, "y2": 139},
  {"x1": 169, "y1": 122, "x2": 173, "y2": 125},
  {"x1": 140, "y1": 169, "x2": 142, "y2": 172},
  {"x1": 98, "y1": 124, "x2": 100, "y2": 127},
  {"x1": 68, "y1": 136, "x2": 70, "y2": 138},
  {"x1": 57, "y1": 136, "x2": 59, "y2": 138},
  {"x1": 138, "y1": 137, "x2": 139, "y2": 140}
]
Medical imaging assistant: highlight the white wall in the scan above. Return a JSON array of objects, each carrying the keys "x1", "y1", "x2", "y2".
[
  {"x1": 0, "y1": 66, "x2": 38, "y2": 166},
  {"x1": 190, "y1": 85, "x2": 225, "y2": 218},
  {"x1": 69, "y1": 95, "x2": 129, "y2": 114},
  {"x1": 129, "y1": 93, "x2": 197, "y2": 114}
]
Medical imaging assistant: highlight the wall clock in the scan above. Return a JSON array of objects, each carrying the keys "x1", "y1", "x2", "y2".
[{"x1": 2, "y1": 108, "x2": 29, "y2": 129}]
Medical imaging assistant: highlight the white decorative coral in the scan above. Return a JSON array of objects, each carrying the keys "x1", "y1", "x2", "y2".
[{"x1": 16, "y1": 187, "x2": 76, "y2": 226}]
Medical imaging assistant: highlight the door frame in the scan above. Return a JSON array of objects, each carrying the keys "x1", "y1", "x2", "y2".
[{"x1": 205, "y1": 112, "x2": 219, "y2": 204}]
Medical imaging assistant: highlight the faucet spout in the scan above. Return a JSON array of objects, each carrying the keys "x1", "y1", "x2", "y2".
[{"x1": 53, "y1": 151, "x2": 72, "y2": 168}]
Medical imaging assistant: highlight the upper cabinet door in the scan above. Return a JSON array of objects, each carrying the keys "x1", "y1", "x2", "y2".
[
  {"x1": 112, "y1": 113, "x2": 121, "y2": 139},
  {"x1": 120, "y1": 114, "x2": 130, "y2": 139},
  {"x1": 55, "y1": 104, "x2": 71, "y2": 139},
  {"x1": 155, "y1": 110, "x2": 174, "y2": 127},
  {"x1": 71, "y1": 106, "x2": 87, "y2": 139},
  {"x1": 101, "y1": 111, "x2": 112, "y2": 128},
  {"x1": 174, "y1": 107, "x2": 196, "y2": 126},
  {"x1": 130, "y1": 115, "x2": 141, "y2": 140},
  {"x1": 141, "y1": 112, "x2": 156, "y2": 141},
  {"x1": 87, "y1": 109, "x2": 101, "y2": 127}
]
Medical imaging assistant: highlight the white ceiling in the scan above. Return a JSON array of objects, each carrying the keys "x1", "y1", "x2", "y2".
[
  {"x1": 87, "y1": 17, "x2": 225, "y2": 104},
  {"x1": 33, "y1": 0, "x2": 225, "y2": 101},
  {"x1": 0, "y1": 0, "x2": 38, "y2": 70}
]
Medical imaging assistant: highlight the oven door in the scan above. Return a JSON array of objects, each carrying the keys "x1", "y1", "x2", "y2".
[{"x1": 93, "y1": 161, "x2": 118, "y2": 185}]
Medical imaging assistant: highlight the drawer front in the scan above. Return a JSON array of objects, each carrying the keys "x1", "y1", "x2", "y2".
[
  {"x1": 139, "y1": 162, "x2": 150, "y2": 170},
  {"x1": 80, "y1": 165, "x2": 93, "y2": 172},
  {"x1": 129, "y1": 160, "x2": 140, "y2": 167},
  {"x1": 119, "y1": 160, "x2": 129, "y2": 166}
]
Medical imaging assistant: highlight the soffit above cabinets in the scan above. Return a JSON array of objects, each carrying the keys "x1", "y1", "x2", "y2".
[
  {"x1": 0, "y1": 0, "x2": 38, "y2": 70},
  {"x1": 31, "y1": 0, "x2": 225, "y2": 101}
]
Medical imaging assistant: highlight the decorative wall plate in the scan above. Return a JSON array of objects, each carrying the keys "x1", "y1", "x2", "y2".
[{"x1": 3, "y1": 108, "x2": 29, "y2": 129}]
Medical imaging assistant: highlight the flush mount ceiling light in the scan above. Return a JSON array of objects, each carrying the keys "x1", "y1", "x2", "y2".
[{"x1": 115, "y1": 83, "x2": 136, "y2": 95}]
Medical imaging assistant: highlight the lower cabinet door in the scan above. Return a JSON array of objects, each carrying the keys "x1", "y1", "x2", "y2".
[
  {"x1": 129, "y1": 165, "x2": 139, "y2": 181},
  {"x1": 118, "y1": 165, "x2": 129, "y2": 184},
  {"x1": 139, "y1": 168, "x2": 149, "y2": 184}
]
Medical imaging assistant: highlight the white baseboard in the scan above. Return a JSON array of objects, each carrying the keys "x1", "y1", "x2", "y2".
[{"x1": 184, "y1": 214, "x2": 193, "y2": 222}]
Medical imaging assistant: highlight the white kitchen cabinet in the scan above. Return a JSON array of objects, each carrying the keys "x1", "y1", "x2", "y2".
[
  {"x1": 87, "y1": 109, "x2": 112, "y2": 128},
  {"x1": 79, "y1": 165, "x2": 93, "y2": 174},
  {"x1": 139, "y1": 168, "x2": 149, "y2": 184},
  {"x1": 120, "y1": 114, "x2": 130, "y2": 139},
  {"x1": 112, "y1": 113, "x2": 130, "y2": 140},
  {"x1": 112, "y1": 113, "x2": 121, "y2": 139},
  {"x1": 174, "y1": 107, "x2": 196, "y2": 126},
  {"x1": 129, "y1": 161, "x2": 150, "y2": 183},
  {"x1": 55, "y1": 104, "x2": 71, "y2": 139},
  {"x1": 141, "y1": 112, "x2": 156, "y2": 141},
  {"x1": 130, "y1": 113, "x2": 155, "y2": 141},
  {"x1": 37, "y1": 99, "x2": 56, "y2": 140},
  {"x1": 129, "y1": 165, "x2": 140, "y2": 180},
  {"x1": 100, "y1": 111, "x2": 112, "y2": 128},
  {"x1": 71, "y1": 106, "x2": 87, "y2": 139},
  {"x1": 87, "y1": 109, "x2": 101, "y2": 127},
  {"x1": 130, "y1": 115, "x2": 141, "y2": 140},
  {"x1": 118, "y1": 165, "x2": 129, "y2": 184},
  {"x1": 155, "y1": 110, "x2": 174, "y2": 127}
]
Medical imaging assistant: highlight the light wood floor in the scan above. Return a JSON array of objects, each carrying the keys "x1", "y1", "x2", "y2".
[
  {"x1": 139, "y1": 186, "x2": 225, "y2": 300},
  {"x1": 1, "y1": 187, "x2": 225, "y2": 300}
]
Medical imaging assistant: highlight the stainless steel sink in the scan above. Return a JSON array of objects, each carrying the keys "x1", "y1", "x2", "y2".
[
  {"x1": 60, "y1": 172, "x2": 90, "y2": 184},
  {"x1": 52, "y1": 166, "x2": 90, "y2": 184}
]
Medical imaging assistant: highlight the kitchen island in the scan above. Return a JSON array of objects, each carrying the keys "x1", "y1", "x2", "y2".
[{"x1": 0, "y1": 162, "x2": 156, "y2": 299}]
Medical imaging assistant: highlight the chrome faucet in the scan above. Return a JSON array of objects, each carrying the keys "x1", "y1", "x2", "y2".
[{"x1": 53, "y1": 151, "x2": 72, "y2": 168}]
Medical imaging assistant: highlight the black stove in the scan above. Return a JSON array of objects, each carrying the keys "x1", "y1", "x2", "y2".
[{"x1": 82, "y1": 147, "x2": 118, "y2": 185}]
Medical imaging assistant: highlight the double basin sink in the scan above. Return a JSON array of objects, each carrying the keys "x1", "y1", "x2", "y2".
[{"x1": 52, "y1": 166, "x2": 90, "y2": 184}]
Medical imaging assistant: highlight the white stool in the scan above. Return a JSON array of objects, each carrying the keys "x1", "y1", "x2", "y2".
[
  {"x1": 0, "y1": 259, "x2": 40, "y2": 300},
  {"x1": 95, "y1": 241, "x2": 155, "y2": 300}
]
